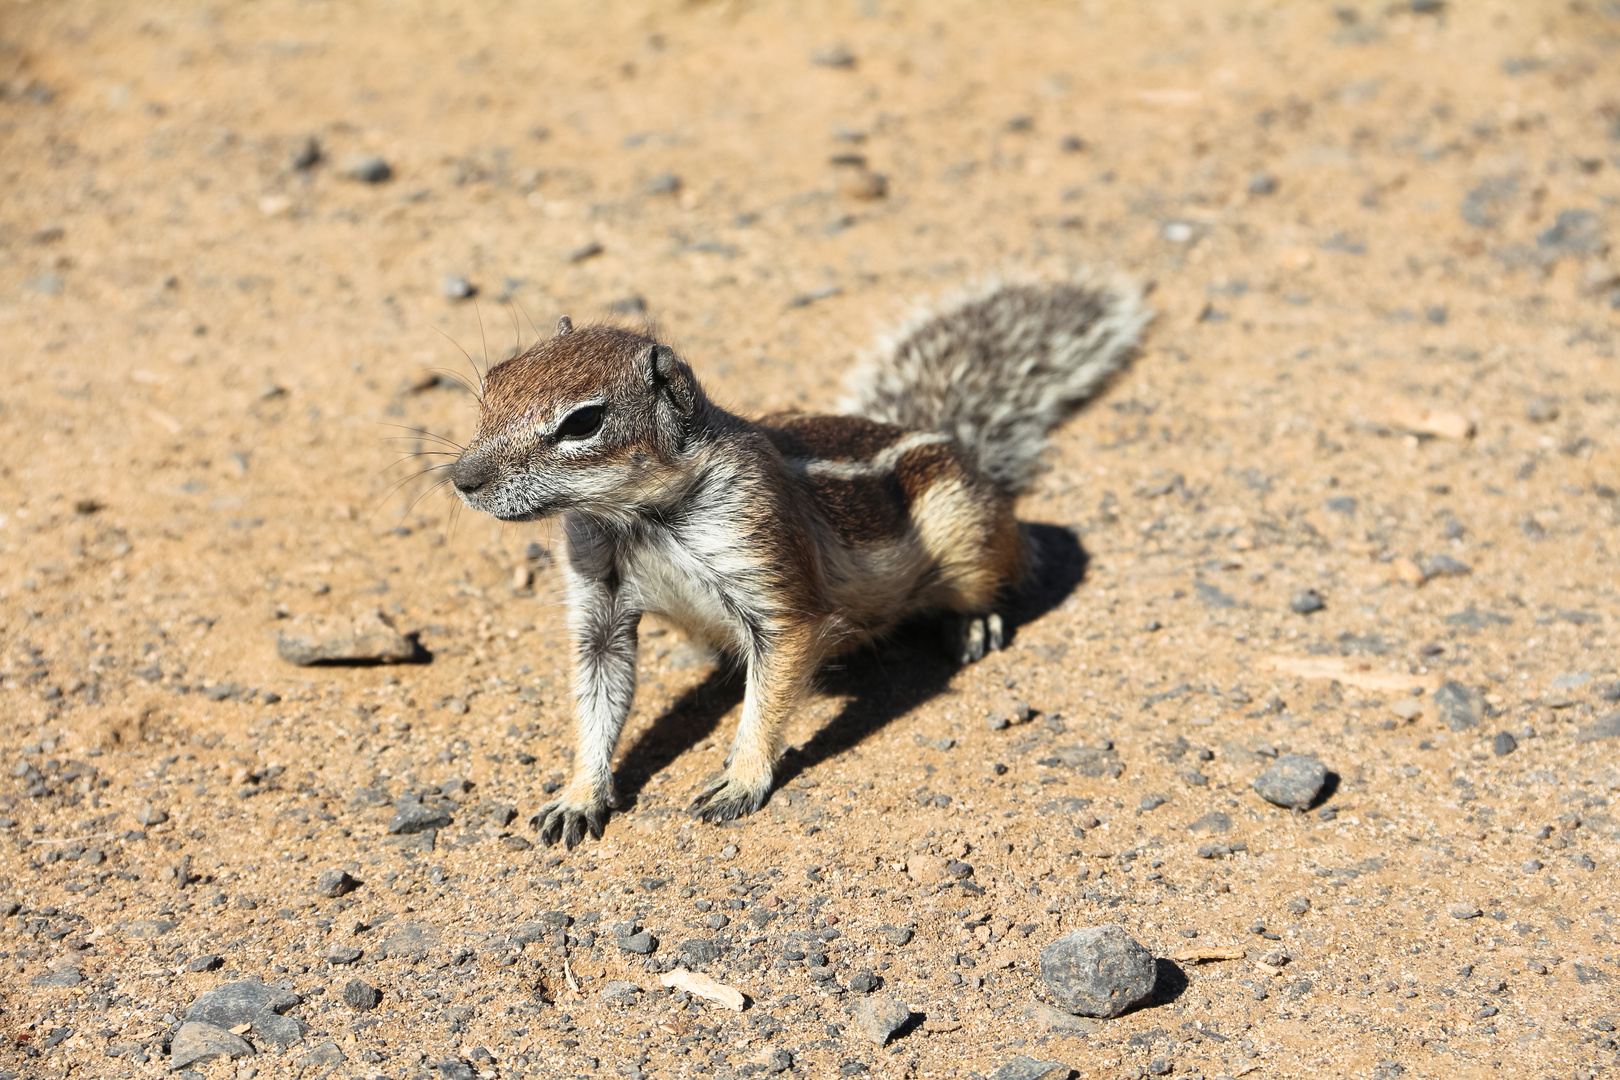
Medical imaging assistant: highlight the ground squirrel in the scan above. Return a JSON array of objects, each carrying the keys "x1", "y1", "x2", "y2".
[{"x1": 449, "y1": 278, "x2": 1151, "y2": 847}]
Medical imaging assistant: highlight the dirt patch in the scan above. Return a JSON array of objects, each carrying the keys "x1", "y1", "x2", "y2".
[{"x1": 1, "y1": 3, "x2": 1617, "y2": 1079}]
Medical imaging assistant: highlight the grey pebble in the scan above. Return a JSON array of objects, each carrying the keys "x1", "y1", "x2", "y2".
[
  {"x1": 343, "y1": 154, "x2": 392, "y2": 183},
  {"x1": 169, "y1": 1022, "x2": 253, "y2": 1068},
  {"x1": 1289, "y1": 589, "x2": 1325, "y2": 615},
  {"x1": 1449, "y1": 904, "x2": 1482, "y2": 920},
  {"x1": 388, "y1": 802, "x2": 453, "y2": 835},
  {"x1": 1038, "y1": 925, "x2": 1157, "y2": 1018},
  {"x1": 878, "y1": 925, "x2": 913, "y2": 947},
  {"x1": 1147, "y1": 1057, "x2": 1173, "y2": 1076},
  {"x1": 1525, "y1": 396, "x2": 1560, "y2": 424},
  {"x1": 300, "y1": 1042, "x2": 346, "y2": 1069},
  {"x1": 568, "y1": 241, "x2": 604, "y2": 263},
  {"x1": 1422, "y1": 553, "x2": 1471, "y2": 579},
  {"x1": 1574, "y1": 712, "x2": 1620, "y2": 743},
  {"x1": 185, "y1": 953, "x2": 222, "y2": 972},
  {"x1": 616, "y1": 930, "x2": 658, "y2": 955},
  {"x1": 852, "y1": 995, "x2": 911, "y2": 1045},
  {"x1": 30, "y1": 966, "x2": 83, "y2": 987},
  {"x1": 812, "y1": 44, "x2": 857, "y2": 69},
  {"x1": 991, "y1": 1055, "x2": 1075, "y2": 1080},
  {"x1": 290, "y1": 135, "x2": 321, "y2": 171},
  {"x1": 314, "y1": 867, "x2": 361, "y2": 897},
  {"x1": 1253, "y1": 754, "x2": 1327, "y2": 810},
  {"x1": 135, "y1": 803, "x2": 169, "y2": 826},
  {"x1": 1521, "y1": 859, "x2": 1543, "y2": 873},
  {"x1": 849, "y1": 970, "x2": 882, "y2": 994},
  {"x1": 1248, "y1": 172, "x2": 1278, "y2": 196},
  {"x1": 601, "y1": 980, "x2": 643, "y2": 1005},
  {"x1": 1288, "y1": 897, "x2": 1311, "y2": 915},
  {"x1": 342, "y1": 977, "x2": 383, "y2": 1011},
  {"x1": 440, "y1": 274, "x2": 476, "y2": 300},
  {"x1": 1433, "y1": 681, "x2": 1483, "y2": 731},
  {"x1": 325, "y1": 945, "x2": 363, "y2": 965},
  {"x1": 1492, "y1": 731, "x2": 1518, "y2": 756},
  {"x1": 645, "y1": 172, "x2": 681, "y2": 196}
]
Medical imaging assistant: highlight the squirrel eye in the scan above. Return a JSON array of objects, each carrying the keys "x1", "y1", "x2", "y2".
[{"x1": 556, "y1": 404, "x2": 605, "y2": 440}]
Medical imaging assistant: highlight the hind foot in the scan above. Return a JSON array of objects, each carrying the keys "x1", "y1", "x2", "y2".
[{"x1": 949, "y1": 612, "x2": 1006, "y2": 664}]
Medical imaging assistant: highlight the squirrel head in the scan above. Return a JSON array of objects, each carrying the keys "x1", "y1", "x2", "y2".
[{"x1": 450, "y1": 317, "x2": 708, "y2": 521}]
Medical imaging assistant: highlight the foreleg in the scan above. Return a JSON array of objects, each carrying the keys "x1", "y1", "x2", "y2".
[{"x1": 532, "y1": 520, "x2": 640, "y2": 848}]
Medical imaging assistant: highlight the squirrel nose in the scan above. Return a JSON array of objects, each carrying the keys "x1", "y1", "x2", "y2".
[{"x1": 451, "y1": 455, "x2": 495, "y2": 494}]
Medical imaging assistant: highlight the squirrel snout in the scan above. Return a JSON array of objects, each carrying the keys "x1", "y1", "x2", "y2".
[{"x1": 451, "y1": 455, "x2": 495, "y2": 494}]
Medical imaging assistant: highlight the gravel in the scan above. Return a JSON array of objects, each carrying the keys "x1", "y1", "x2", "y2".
[
  {"x1": 1253, "y1": 754, "x2": 1327, "y2": 810},
  {"x1": 852, "y1": 995, "x2": 912, "y2": 1045},
  {"x1": 1492, "y1": 731, "x2": 1518, "y2": 756},
  {"x1": 1038, "y1": 925, "x2": 1157, "y2": 1018}
]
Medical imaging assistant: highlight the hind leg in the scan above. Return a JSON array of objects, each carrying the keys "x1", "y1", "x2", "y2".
[{"x1": 947, "y1": 611, "x2": 1006, "y2": 664}]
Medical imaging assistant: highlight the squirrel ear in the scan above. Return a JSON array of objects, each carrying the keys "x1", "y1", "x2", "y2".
[
  {"x1": 556, "y1": 316, "x2": 573, "y2": 336},
  {"x1": 638, "y1": 344, "x2": 696, "y2": 416}
]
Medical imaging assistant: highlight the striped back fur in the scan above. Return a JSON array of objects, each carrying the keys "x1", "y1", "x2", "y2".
[{"x1": 841, "y1": 278, "x2": 1152, "y2": 497}]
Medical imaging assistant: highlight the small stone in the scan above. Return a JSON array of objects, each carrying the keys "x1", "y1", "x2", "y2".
[
  {"x1": 290, "y1": 135, "x2": 321, "y2": 171},
  {"x1": 314, "y1": 868, "x2": 361, "y2": 898},
  {"x1": 1521, "y1": 859, "x2": 1543, "y2": 873},
  {"x1": 1523, "y1": 397, "x2": 1560, "y2": 424},
  {"x1": 325, "y1": 946, "x2": 363, "y2": 965},
  {"x1": 186, "y1": 980, "x2": 302, "y2": 1029},
  {"x1": 135, "y1": 804, "x2": 169, "y2": 826},
  {"x1": 1492, "y1": 731, "x2": 1518, "y2": 756},
  {"x1": 1574, "y1": 712, "x2": 1620, "y2": 743},
  {"x1": 185, "y1": 953, "x2": 222, "y2": 972},
  {"x1": 616, "y1": 931, "x2": 657, "y2": 955},
  {"x1": 342, "y1": 978, "x2": 383, "y2": 1011},
  {"x1": 1422, "y1": 553, "x2": 1471, "y2": 579},
  {"x1": 300, "y1": 1041, "x2": 346, "y2": 1069},
  {"x1": 849, "y1": 970, "x2": 882, "y2": 994},
  {"x1": 1390, "y1": 698, "x2": 1423, "y2": 721},
  {"x1": 343, "y1": 154, "x2": 392, "y2": 183},
  {"x1": 388, "y1": 802, "x2": 453, "y2": 834},
  {"x1": 1449, "y1": 904, "x2": 1482, "y2": 920},
  {"x1": 644, "y1": 172, "x2": 681, "y2": 196},
  {"x1": 878, "y1": 925, "x2": 914, "y2": 947},
  {"x1": 1289, "y1": 589, "x2": 1325, "y2": 615},
  {"x1": 987, "y1": 714, "x2": 1011, "y2": 731},
  {"x1": 122, "y1": 917, "x2": 178, "y2": 939},
  {"x1": 991, "y1": 1055, "x2": 1075, "y2": 1080},
  {"x1": 30, "y1": 966, "x2": 83, "y2": 987},
  {"x1": 440, "y1": 274, "x2": 476, "y2": 300},
  {"x1": 836, "y1": 168, "x2": 888, "y2": 201},
  {"x1": 852, "y1": 995, "x2": 911, "y2": 1045},
  {"x1": 1038, "y1": 925, "x2": 1157, "y2": 1018},
  {"x1": 1248, "y1": 172, "x2": 1278, "y2": 196},
  {"x1": 567, "y1": 241, "x2": 604, "y2": 263},
  {"x1": 1434, "y1": 682, "x2": 1484, "y2": 731},
  {"x1": 601, "y1": 979, "x2": 643, "y2": 1005},
  {"x1": 169, "y1": 1022, "x2": 253, "y2": 1067},
  {"x1": 1021, "y1": 1001, "x2": 1100, "y2": 1035},
  {"x1": 277, "y1": 609, "x2": 416, "y2": 665},
  {"x1": 812, "y1": 44, "x2": 856, "y2": 69},
  {"x1": 1253, "y1": 754, "x2": 1327, "y2": 810},
  {"x1": 1147, "y1": 1058, "x2": 1173, "y2": 1076}
]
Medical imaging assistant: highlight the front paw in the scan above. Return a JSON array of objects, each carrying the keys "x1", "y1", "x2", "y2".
[
  {"x1": 529, "y1": 797, "x2": 610, "y2": 849},
  {"x1": 948, "y1": 612, "x2": 1006, "y2": 664},
  {"x1": 688, "y1": 775, "x2": 770, "y2": 823}
]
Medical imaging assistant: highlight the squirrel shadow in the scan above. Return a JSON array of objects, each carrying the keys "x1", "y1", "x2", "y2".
[{"x1": 615, "y1": 522, "x2": 1089, "y2": 808}]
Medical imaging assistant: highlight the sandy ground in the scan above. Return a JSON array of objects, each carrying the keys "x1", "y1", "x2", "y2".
[{"x1": 1, "y1": 2, "x2": 1618, "y2": 1078}]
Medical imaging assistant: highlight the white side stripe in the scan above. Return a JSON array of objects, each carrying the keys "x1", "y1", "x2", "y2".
[{"x1": 787, "y1": 431, "x2": 952, "y2": 481}]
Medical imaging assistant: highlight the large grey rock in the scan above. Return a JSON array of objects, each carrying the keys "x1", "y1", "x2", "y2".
[
  {"x1": 1253, "y1": 754, "x2": 1327, "y2": 810},
  {"x1": 852, "y1": 995, "x2": 912, "y2": 1045},
  {"x1": 1434, "y1": 681, "x2": 1483, "y2": 731},
  {"x1": 1039, "y1": 925, "x2": 1157, "y2": 1018},
  {"x1": 276, "y1": 609, "x2": 415, "y2": 666},
  {"x1": 991, "y1": 1056, "x2": 1075, "y2": 1080},
  {"x1": 169, "y1": 1022, "x2": 253, "y2": 1068},
  {"x1": 185, "y1": 980, "x2": 300, "y2": 1028}
]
